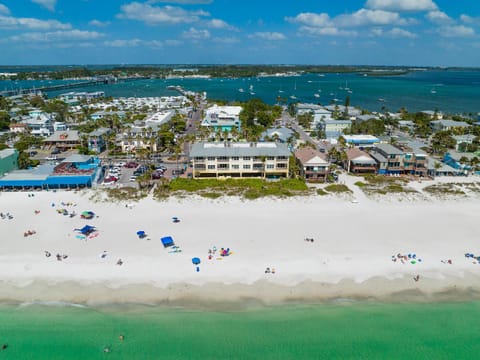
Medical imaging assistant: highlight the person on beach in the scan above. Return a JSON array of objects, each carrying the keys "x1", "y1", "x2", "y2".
[
  {"x1": 414, "y1": 275, "x2": 420, "y2": 282},
  {"x1": 44, "y1": 251, "x2": 51, "y2": 258}
]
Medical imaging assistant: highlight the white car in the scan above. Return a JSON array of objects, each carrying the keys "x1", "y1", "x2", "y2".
[{"x1": 129, "y1": 176, "x2": 138, "y2": 182}]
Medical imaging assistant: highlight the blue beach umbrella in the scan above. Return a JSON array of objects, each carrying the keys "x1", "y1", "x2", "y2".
[{"x1": 192, "y1": 257, "x2": 201, "y2": 265}]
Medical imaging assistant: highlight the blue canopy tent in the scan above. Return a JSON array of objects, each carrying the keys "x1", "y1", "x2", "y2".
[
  {"x1": 137, "y1": 230, "x2": 146, "y2": 239},
  {"x1": 75, "y1": 225, "x2": 96, "y2": 236},
  {"x1": 161, "y1": 236, "x2": 175, "y2": 248}
]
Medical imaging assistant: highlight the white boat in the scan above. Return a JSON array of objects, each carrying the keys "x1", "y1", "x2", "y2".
[
  {"x1": 314, "y1": 94, "x2": 320, "y2": 98},
  {"x1": 238, "y1": 88, "x2": 244, "y2": 93},
  {"x1": 290, "y1": 95, "x2": 297, "y2": 100},
  {"x1": 378, "y1": 98, "x2": 386, "y2": 102},
  {"x1": 430, "y1": 89, "x2": 437, "y2": 94}
]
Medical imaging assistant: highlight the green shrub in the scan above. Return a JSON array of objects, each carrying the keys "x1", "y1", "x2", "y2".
[{"x1": 324, "y1": 184, "x2": 352, "y2": 193}]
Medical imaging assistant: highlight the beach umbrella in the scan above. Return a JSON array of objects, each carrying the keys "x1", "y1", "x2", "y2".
[
  {"x1": 192, "y1": 257, "x2": 201, "y2": 265},
  {"x1": 136, "y1": 230, "x2": 145, "y2": 236}
]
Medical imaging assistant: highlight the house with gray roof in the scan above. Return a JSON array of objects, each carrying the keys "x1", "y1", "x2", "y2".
[
  {"x1": 189, "y1": 142, "x2": 290, "y2": 179},
  {"x1": 430, "y1": 119, "x2": 470, "y2": 131},
  {"x1": 369, "y1": 143, "x2": 427, "y2": 176},
  {"x1": 261, "y1": 127, "x2": 295, "y2": 143}
]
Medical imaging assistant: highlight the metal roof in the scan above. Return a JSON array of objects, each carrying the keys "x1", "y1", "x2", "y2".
[{"x1": 190, "y1": 142, "x2": 291, "y2": 157}]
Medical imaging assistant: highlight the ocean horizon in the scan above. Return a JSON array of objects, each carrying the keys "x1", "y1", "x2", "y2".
[{"x1": 2, "y1": 69, "x2": 480, "y2": 115}]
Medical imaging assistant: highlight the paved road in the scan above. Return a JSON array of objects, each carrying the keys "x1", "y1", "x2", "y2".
[{"x1": 281, "y1": 110, "x2": 318, "y2": 145}]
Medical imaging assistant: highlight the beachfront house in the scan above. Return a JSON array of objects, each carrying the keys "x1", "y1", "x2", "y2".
[
  {"x1": 200, "y1": 105, "x2": 242, "y2": 133},
  {"x1": 43, "y1": 130, "x2": 81, "y2": 151},
  {"x1": 9, "y1": 123, "x2": 28, "y2": 134},
  {"x1": 344, "y1": 148, "x2": 377, "y2": 174},
  {"x1": 189, "y1": 142, "x2": 290, "y2": 179},
  {"x1": 294, "y1": 147, "x2": 330, "y2": 182},
  {"x1": 427, "y1": 158, "x2": 463, "y2": 177},
  {"x1": 0, "y1": 149, "x2": 18, "y2": 176},
  {"x1": 430, "y1": 120, "x2": 470, "y2": 132},
  {"x1": 369, "y1": 143, "x2": 428, "y2": 176}
]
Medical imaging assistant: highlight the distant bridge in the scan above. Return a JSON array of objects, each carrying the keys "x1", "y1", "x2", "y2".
[{"x1": 0, "y1": 76, "x2": 148, "y2": 97}]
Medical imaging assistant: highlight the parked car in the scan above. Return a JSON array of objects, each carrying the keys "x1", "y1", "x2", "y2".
[
  {"x1": 124, "y1": 162, "x2": 138, "y2": 168},
  {"x1": 152, "y1": 171, "x2": 163, "y2": 179},
  {"x1": 51, "y1": 148, "x2": 61, "y2": 155},
  {"x1": 46, "y1": 155, "x2": 57, "y2": 161},
  {"x1": 129, "y1": 175, "x2": 137, "y2": 182}
]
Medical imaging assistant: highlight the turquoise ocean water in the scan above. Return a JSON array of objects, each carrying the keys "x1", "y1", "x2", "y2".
[
  {"x1": 0, "y1": 301, "x2": 480, "y2": 359},
  {"x1": 2, "y1": 70, "x2": 480, "y2": 114}
]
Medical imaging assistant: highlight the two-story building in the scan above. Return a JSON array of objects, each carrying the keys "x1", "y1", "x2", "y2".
[
  {"x1": 43, "y1": 130, "x2": 81, "y2": 151},
  {"x1": 88, "y1": 127, "x2": 112, "y2": 154},
  {"x1": 369, "y1": 143, "x2": 427, "y2": 176},
  {"x1": 200, "y1": 105, "x2": 242, "y2": 133},
  {"x1": 344, "y1": 148, "x2": 377, "y2": 174},
  {"x1": 317, "y1": 119, "x2": 352, "y2": 139},
  {"x1": 120, "y1": 126, "x2": 158, "y2": 153},
  {"x1": 294, "y1": 147, "x2": 330, "y2": 182},
  {"x1": 189, "y1": 142, "x2": 290, "y2": 179},
  {"x1": 0, "y1": 149, "x2": 18, "y2": 177}
]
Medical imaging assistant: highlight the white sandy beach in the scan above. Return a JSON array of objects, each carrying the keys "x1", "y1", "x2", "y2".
[{"x1": 1, "y1": 178, "x2": 480, "y2": 306}]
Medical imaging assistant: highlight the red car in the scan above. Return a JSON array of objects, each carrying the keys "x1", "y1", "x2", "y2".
[{"x1": 124, "y1": 162, "x2": 139, "y2": 168}]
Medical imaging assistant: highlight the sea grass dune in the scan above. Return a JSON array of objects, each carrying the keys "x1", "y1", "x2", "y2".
[{"x1": 1, "y1": 178, "x2": 480, "y2": 307}]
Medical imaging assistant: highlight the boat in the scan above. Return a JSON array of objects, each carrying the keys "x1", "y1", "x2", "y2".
[
  {"x1": 314, "y1": 94, "x2": 320, "y2": 98},
  {"x1": 290, "y1": 95, "x2": 297, "y2": 100},
  {"x1": 238, "y1": 88, "x2": 244, "y2": 93},
  {"x1": 378, "y1": 98, "x2": 386, "y2": 102},
  {"x1": 430, "y1": 89, "x2": 437, "y2": 94}
]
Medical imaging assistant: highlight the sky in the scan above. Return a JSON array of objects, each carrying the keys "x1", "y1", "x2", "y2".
[{"x1": 0, "y1": 0, "x2": 479, "y2": 66}]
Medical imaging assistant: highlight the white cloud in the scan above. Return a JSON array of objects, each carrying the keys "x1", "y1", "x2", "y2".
[
  {"x1": 299, "y1": 26, "x2": 357, "y2": 37},
  {"x1": 205, "y1": 18, "x2": 237, "y2": 31},
  {"x1": 248, "y1": 32, "x2": 286, "y2": 41},
  {"x1": 0, "y1": 15, "x2": 71, "y2": 30},
  {"x1": 118, "y1": 2, "x2": 209, "y2": 25},
  {"x1": 388, "y1": 27, "x2": 416, "y2": 38},
  {"x1": 460, "y1": 14, "x2": 480, "y2": 25},
  {"x1": 286, "y1": 13, "x2": 331, "y2": 27},
  {"x1": 426, "y1": 10, "x2": 453, "y2": 24},
  {"x1": 365, "y1": 0, "x2": 437, "y2": 12},
  {"x1": 0, "y1": 4, "x2": 10, "y2": 15},
  {"x1": 31, "y1": 0, "x2": 57, "y2": 12},
  {"x1": 437, "y1": 25, "x2": 475, "y2": 38},
  {"x1": 182, "y1": 27, "x2": 210, "y2": 40},
  {"x1": 288, "y1": 9, "x2": 410, "y2": 29},
  {"x1": 103, "y1": 39, "x2": 164, "y2": 48},
  {"x1": 335, "y1": 9, "x2": 408, "y2": 27},
  {"x1": 10, "y1": 30, "x2": 104, "y2": 42},
  {"x1": 89, "y1": 19, "x2": 111, "y2": 27}
]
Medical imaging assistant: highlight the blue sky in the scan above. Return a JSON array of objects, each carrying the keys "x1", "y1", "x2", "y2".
[{"x1": 0, "y1": 0, "x2": 479, "y2": 66}]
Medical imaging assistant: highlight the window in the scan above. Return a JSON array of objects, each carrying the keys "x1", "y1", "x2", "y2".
[
  {"x1": 232, "y1": 156, "x2": 239, "y2": 161},
  {"x1": 218, "y1": 164, "x2": 228, "y2": 169},
  {"x1": 266, "y1": 164, "x2": 274, "y2": 169},
  {"x1": 243, "y1": 164, "x2": 251, "y2": 169},
  {"x1": 218, "y1": 156, "x2": 228, "y2": 161},
  {"x1": 207, "y1": 165, "x2": 216, "y2": 170},
  {"x1": 277, "y1": 156, "x2": 288, "y2": 160},
  {"x1": 267, "y1": 156, "x2": 274, "y2": 161},
  {"x1": 277, "y1": 163, "x2": 287, "y2": 169},
  {"x1": 207, "y1": 156, "x2": 215, "y2": 161},
  {"x1": 389, "y1": 154, "x2": 396, "y2": 159},
  {"x1": 194, "y1": 157, "x2": 204, "y2": 161},
  {"x1": 243, "y1": 156, "x2": 251, "y2": 161},
  {"x1": 232, "y1": 164, "x2": 239, "y2": 169}
]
